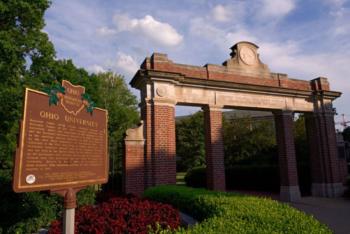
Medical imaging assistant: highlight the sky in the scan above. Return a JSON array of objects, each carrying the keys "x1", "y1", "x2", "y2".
[{"x1": 44, "y1": 0, "x2": 350, "y2": 127}]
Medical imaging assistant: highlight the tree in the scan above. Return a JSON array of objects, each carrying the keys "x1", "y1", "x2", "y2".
[
  {"x1": 0, "y1": 2, "x2": 140, "y2": 232},
  {"x1": 223, "y1": 115, "x2": 276, "y2": 167},
  {"x1": 293, "y1": 114, "x2": 309, "y2": 163},
  {"x1": 94, "y1": 72, "x2": 139, "y2": 173},
  {"x1": 176, "y1": 112, "x2": 205, "y2": 171},
  {"x1": 0, "y1": 0, "x2": 55, "y2": 169}
]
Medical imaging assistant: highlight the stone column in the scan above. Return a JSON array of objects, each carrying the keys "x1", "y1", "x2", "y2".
[
  {"x1": 305, "y1": 111, "x2": 344, "y2": 197},
  {"x1": 123, "y1": 122, "x2": 145, "y2": 196},
  {"x1": 203, "y1": 105, "x2": 226, "y2": 191},
  {"x1": 152, "y1": 101, "x2": 177, "y2": 185},
  {"x1": 274, "y1": 111, "x2": 301, "y2": 202}
]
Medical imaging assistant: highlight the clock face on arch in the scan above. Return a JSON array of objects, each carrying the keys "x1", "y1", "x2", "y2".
[{"x1": 239, "y1": 46, "x2": 257, "y2": 65}]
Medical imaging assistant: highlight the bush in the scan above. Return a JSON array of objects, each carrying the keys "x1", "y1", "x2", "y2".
[
  {"x1": 185, "y1": 164, "x2": 311, "y2": 195},
  {"x1": 225, "y1": 165, "x2": 280, "y2": 191},
  {"x1": 101, "y1": 172, "x2": 122, "y2": 195},
  {"x1": 0, "y1": 169, "x2": 96, "y2": 233},
  {"x1": 144, "y1": 185, "x2": 331, "y2": 234},
  {"x1": 0, "y1": 170, "x2": 61, "y2": 234},
  {"x1": 184, "y1": 166, "x2": 206, "y2": 188},
  {"x1": 48, "y1": 195, "x2": 180, "y2": 234}
]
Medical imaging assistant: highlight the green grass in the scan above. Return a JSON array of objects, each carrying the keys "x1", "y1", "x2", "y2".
[
  {"x1": 176, "y1": 172, "x2": 186, "y2": 185},
  {"x1": 144, "y1": 185, "x2": 332, "y2": 234}
]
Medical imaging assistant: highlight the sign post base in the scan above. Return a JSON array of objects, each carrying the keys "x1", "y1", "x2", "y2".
[
  {"x1": 63, "y1": 208, "x2": 75, "y2": 234},
  {"x1": 51, "y1": 187, "x2": 85, "y2": 234}
]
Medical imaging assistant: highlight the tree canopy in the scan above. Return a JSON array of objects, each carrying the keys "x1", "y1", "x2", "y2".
[
  {"x1": 176, "y1": 112, "x2": 205, "y2": 171},
  {"x1": 175, "y1": 112, "x2": 309, "y2": 171},
  {"x1": 0, "y1": 1, "x2": 139, "y2": 232},
  {"x1": 0, "y1": 0, "x2": 55, "y2": 169},
  {"x1": 0, "y1": 0, "x2": 139, "y2": 172}
]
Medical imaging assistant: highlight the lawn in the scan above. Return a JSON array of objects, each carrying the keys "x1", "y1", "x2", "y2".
[{"x1": 176, "y1": 172, "x2": 186, "y2": 185}]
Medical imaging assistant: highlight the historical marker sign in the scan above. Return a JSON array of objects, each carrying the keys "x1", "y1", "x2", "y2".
[{"x1": 13, "y1": 80, "x2": 108, "y2": 192}]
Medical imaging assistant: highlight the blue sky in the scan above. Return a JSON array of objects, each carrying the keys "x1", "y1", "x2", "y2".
[{"x1": 44, "y1": 0, "x2": 350, "y2": 126}]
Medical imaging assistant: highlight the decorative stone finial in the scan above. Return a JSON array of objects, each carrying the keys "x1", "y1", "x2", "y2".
[
  {"x1": 125, "y1": 121, "x2": 144, "y2": 141},
  {"x1": 223, "y1": 41, "x2": 270, "y2": 78}
]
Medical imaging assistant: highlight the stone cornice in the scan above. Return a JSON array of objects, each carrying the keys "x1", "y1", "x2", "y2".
[{"x1": 132, "y1": 69, "x2": 342, "y2": 101}]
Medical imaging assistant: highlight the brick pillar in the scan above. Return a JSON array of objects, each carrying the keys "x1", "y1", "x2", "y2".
[
  {"x1": 152, "y1": 102, "x2": 176, "y2": 185},
  {"x1": 141, "y1": 101, "x2": 154, "y2": 188},
  {"x1": 123, "y1": 122, "x2": 145, "y2": 196},
  {"x1": 336, "y1": 134, "x2": 348, "y2": 184},
  {"x1": 203, "y1": 106, "x2": 226, "y2": 191},
  {"x1": 305, "y1": 112, "x2": 344, "y2": 197},
  {"x1": 274, "y1": 111, "x2": 301, "y2": 202}
]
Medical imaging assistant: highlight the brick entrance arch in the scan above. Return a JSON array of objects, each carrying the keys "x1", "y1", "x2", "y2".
[{"x1": 123, "y1": 41, "x2": 344, "y2": 201}]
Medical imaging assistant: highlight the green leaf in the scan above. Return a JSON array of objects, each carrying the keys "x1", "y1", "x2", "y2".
[{"x1": 48, "y1": 93, "x2": 58, "y2": 106}]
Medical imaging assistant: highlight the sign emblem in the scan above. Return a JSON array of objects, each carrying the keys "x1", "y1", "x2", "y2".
[{"x1": 60, "y1": 80, "x2": 86, "y2": 116}]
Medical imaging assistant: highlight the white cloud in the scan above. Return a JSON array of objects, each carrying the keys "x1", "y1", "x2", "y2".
[
  {"x1": 259, "y1": 0, "x2": 296, "y2": 19},
  {"x1": 324, "y1": 0, "x2": 347, "y2": 7},
  {"x1": 190, "y1": 17, "x2": 223, "y2": 40},
  {"x1": 87, "y1": 64, "x2": 106, "y2": 74},
  {"x1": 96, "y1": 26, "x2": 117, "y2": 36},
  {"x1": 225, "y1": 30, "x2": 258, "y2": 46},
  {"x1": 190, "y1": 17, "x2": 257, "y2": 50},
  {"x1": 44, "y1": 0, "x2": 350, "y2": 116},
  {"x1": 326, "y1": 2, "x2": 350, "y2": 36},
  {"x1": 211, "y1": 4, "x2": 232, "y2": 22},
  {"x1": 107, "y1": 52, "x2": 139, "y2": 78},
  {"x1": 257, "y1": 40, "x2": 350, "y2": 96},
  {"x1": 113, "y1": 14, "x2": 183, "y2": 47}
]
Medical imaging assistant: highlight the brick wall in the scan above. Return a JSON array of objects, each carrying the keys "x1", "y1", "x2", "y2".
[
  {"x1": 305, "y1": 113, "x2": 326, "y2": 184},
  {"x1": 152, "y1": 104, "x2": 176, "y2": 185},
  {"x1": 306, "y1": 112, "x2": 342, "y2": 184},
  {"x1": 141, "y1": 102, "x2": 154, "y2": 188},
  {"x1": 203, "y1": 106, "x2": 226, "y2": 191},
  {"x1": 123, "y1": 141, "x2": 144, "y2": 196},
  {"x1": 274, "y1": 111, "x2": 299, "y2": 186}
]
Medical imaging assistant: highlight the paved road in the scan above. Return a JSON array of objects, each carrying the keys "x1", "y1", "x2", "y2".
[{"x1": 290, "y1": 197, "x2": 350, "y2": 234}]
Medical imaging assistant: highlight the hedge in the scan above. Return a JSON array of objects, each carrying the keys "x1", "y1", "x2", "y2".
[
  {"x1": 144, "y1": 185, "x2": 331, "y2": 234},
  {"x1": 185, "y1": 164, "x2": 311, "y2": 195}
]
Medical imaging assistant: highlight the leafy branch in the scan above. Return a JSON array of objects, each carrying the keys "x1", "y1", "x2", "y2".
[
  {"x1": 81, "y1": 93, "x2": 95, "y2": 114},
  {"x1": 43, "y1": 82, "x2": 65, "y2": 105}
]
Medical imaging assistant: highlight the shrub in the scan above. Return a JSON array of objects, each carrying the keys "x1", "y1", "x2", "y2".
[
  {"x1": 185, "y1": 164, "x2": 311, "y2": 195},
  {"x1": 144, "y1": 185, "x2": 331, "y2": 234},
  {"x1": 101, "y1": 172, "x2": 122, "y2": 195},
  {"x1": 48, "y1": 195, "x2": 180, "y2": 234},
  {"x1": 0, "y1": 168, "x2": 96, "y2": 234},
  {"x1": 225, "y1": 165, "x2": 280, "y2": 191},
  {"x1": 184, "y1": 166, "x2": 206, "y2": 188},
  {"x1": 0, "y1": 170, "x2": 61, "y2": 234}
]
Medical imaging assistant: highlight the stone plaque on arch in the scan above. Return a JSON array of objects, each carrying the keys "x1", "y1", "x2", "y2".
[{"x1": 13, "y1": 80, "x2": 108, "y2": 193}]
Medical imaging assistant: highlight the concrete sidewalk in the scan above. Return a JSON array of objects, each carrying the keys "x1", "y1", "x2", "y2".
[{"x1": 290, "y1": 197, "x2": 350, "y2": 234}]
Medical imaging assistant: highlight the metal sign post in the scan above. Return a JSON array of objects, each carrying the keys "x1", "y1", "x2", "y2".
[{"x1": 52, "y1": 187, "x2": 84, "y2": 234}]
